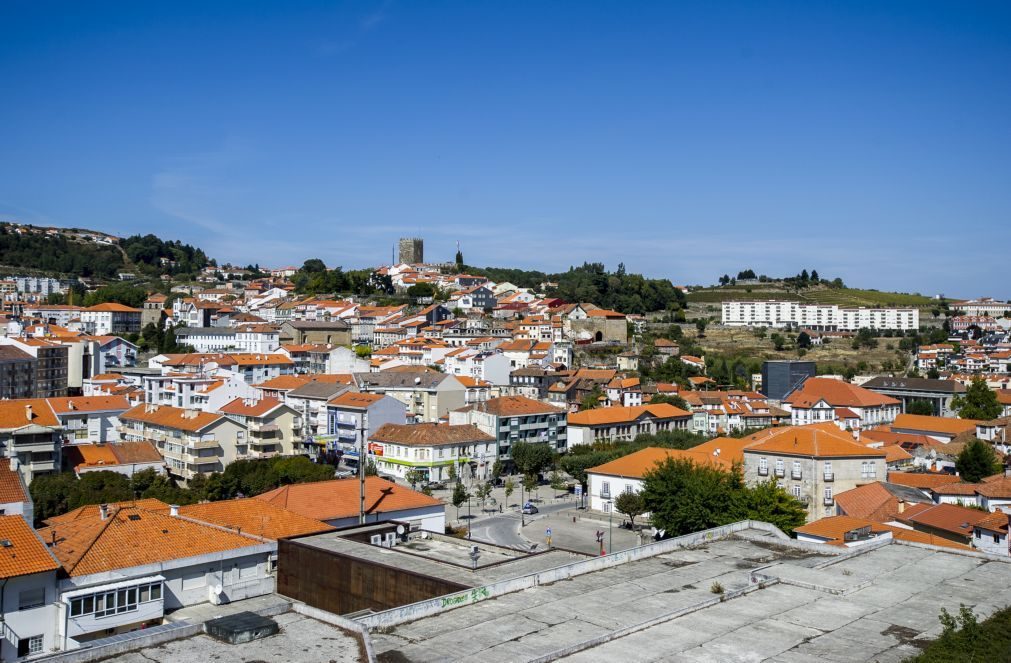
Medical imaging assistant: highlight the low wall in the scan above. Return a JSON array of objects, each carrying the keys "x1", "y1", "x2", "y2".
[
  {"x1": 355, "y1": 520, "x2": 787, "y2": 630},
  {"x1": 34, "y1": 623, "x2": 201, "y2": 663},
  {"x1": 292, "y1": 602, "x2": 376, "y2": 663}
]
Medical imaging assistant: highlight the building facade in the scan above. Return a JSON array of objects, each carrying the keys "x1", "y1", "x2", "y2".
[{"x1": 722, "y1": 301, "x2": 919, "y2": 331}]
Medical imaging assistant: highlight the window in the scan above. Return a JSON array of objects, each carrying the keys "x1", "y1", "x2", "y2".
[
  {"x1": 996, "y1": 533, "x2": 1002, "y2": 544},
  {"x1": 758, "y1": 457, "x2": 768, "y2": 475},
  {"x1": 19, "y1": 587, "x2": 45, "y2": 610},
  {"x1": 601, "y1": 481, "x2": 611, "y2": 498},
  {"x1": 17, "y1": 635, "x2": 43, "y2": 657},
  {"x1": 824, "y1": 487, "x2": 833, "y2": 503},
  {"x1": 774, "y1": 459, "x2": 785, "y2": 477}
]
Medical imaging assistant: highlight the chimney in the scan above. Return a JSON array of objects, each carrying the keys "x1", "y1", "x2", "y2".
[
  {"x1": 169, "y1": 504, "x2": 179, "y2": 517},
  {"x1": 99, "y1": 504, "x2": 109, "y2": 521},
  {"x1": 10, "y1": 457, "x2": 19, "y2": 471},
  {"x1": 24, "y1": 404, "x2": 32, "y2": 421}
]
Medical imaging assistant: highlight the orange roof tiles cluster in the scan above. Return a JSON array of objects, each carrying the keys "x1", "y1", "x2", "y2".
[
  {"x1": 891, "y1": 414, "x2": 981, "y2": 436},
  {"x1": 40, "y1": 502, "x2": 264, "y2": 576},
  {"x1": 794, "y1": 515, "x2": 970, "y2": 550},
  {"x1": 0, "y1": 399, "x2": 59, "y2": 430},
  {"x1": 886, "y1": 471, "x2": 962, "y2": 489},
  {"x1": 456, "y1": 395, "x2": 564, "y2": 417},
  {"x1": 46, "y1": 395, "x2": 131, "y2": 414},
  {"x1": 0, "y1": 515, "x2": 59, "y2": 579},
  {"x1": 0, "y1": 459, "x2": 28, "y2": 504},
  {"x1": 64, "y1": 441, "x2": 163, "y2": 471},
  {"x1": 178, "y1": 498, "x2": 335, "y2": 540},
  {"x1": 744, "y1": 423, "x2": 886, "y2": 459},
  {"x1": 256, "y1": 477, "x2": 441, "y2": 521},
  {"x1": 219, "y1": 397, "x2": 287, "y2": 417},
  {"x1": 587, "y1": 446, "x2": 733, "y2": 479},
  {"x1": 897, "y1": 502, "x2": 990, "y2": 537},
  {"x1": 567, "y1": 403, "x2": 691, "y2": 427},
  {"x1": 120, "y1": 403, "x2": 225, "y2": 432},
  {"x1": 371, "y1": 423, "x2": 495, "y2": 446},
  {"x1": 327, "y1": 391, "x2": 385, "y2": 408},
  {"x1": 784, "y1": 377, "x2": 899, "y2": 408}
]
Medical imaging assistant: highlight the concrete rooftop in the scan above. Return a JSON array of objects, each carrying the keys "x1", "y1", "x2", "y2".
[
  {"x1": 296, "y1": 530, "x2": 589, "y2": 587},
  {"x1": 370, "y1": 531, "x2": 1011, "y2": 662},
  {"x1": 110, "y1": 611, "x2": 363, "y2": 663}
]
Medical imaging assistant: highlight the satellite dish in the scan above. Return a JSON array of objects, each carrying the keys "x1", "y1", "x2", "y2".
[
  {"x1": 396, "y1": 525, "x2": 406, "y2": 535},
  {"x1": 213, "y1": 584, "x2": 223, "y2": 595},
  {"x1": 204, "y1": 361, "x2": 219, "y2": 372}
]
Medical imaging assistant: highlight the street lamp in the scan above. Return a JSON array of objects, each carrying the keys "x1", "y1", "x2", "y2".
[
  {"x1": 467, "y1": 490, "x2": 472, "y2": 540},
  {"x1": 606, "y1": 500, "x2": 613, "y2": 555}
]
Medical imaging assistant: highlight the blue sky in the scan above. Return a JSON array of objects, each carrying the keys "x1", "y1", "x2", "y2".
[{"x1": 2, "y1": 1, "x2": 1009, "y2": 297}]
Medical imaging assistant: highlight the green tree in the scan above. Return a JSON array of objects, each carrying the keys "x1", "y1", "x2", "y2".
[
  {"x1": 451, "y1": 481, "x2": 469, "y2": 520},
  {"x1": 549, "y1": 470, "x2": 567, "y2": 496},
  {"x1": 407, "y1": 282, "x2": 435, "y2": 299},
  {"x1": 580, "y1": 385, "x2": 604, "y2": 410},
  {"x1": 740, "y1": 479, "x2": 807, "y2": 534},
  {"x1": 695, "y1": 318, "x2": 707, "y2": 338},
  {"x1": 770, "y1": 333, "x2": 786, "y2": 351},
  {"x1": 614, "y1": 490, "x2": 646, "y2": 530},
  {"x1": 955, "y1": 438, "x2": 1002, "y2": 482},
  {"x1": 504, "y1": 478, "x2": 516, "y2": 505},
  {"x1": 906, "y1": 400, "x2": 936, "y2": 416},
  {"x1": 641, "y1": 459, "x2": 744, "y2": 535},
  {"x1": 510, "y1": 441, "x2": 554, "y2": 476},
  {"x1": 648, "y1": 394, "x2": 691, "y2": 411},
  {"x1": 951, "y1": 377, "x2": 1003, "y2": 420},
  {"x1": 405, "y1": 468, "x2": 427, "y2": 490},
  {"x1": 522, "y1": 473, "x2": 539, "y2": 502},
  {"x1": 796, "y1": 331, "x2": 812, "y2": 349}
]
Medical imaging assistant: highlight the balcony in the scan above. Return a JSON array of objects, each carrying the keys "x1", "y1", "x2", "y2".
[
  {"x1": 774, "y1": 468, "x2": 785, "y2": 478},
  {"x1": 758, "y1": 467, "x2": 769, "y2": 477},
  {"x1": 791, "y1": 470, "x2": 803, "y2": 480},
  {"x1": 823, "y1": 472, "x2": 835, "y2": 482},
  {"x1": 823, "y1": 497, "x2": 835, "y2": 506},
  {"x1": 187, "y1": 437, "x2": 219, "y2": 450}
]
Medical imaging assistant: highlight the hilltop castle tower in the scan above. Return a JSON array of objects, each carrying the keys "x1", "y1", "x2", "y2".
[{"x1": 398, "y1": 237, "x2": 423, "y2": 264}]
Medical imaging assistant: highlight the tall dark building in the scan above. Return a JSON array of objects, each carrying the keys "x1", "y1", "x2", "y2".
[
  {"x1": 761, "y1": 360, "x2": 816, "y2": 400},
  {"x1": 0, "y1": 346, "x2": 37, "y2": 399}
]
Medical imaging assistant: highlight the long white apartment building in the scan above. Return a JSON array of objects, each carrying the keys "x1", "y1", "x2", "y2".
[{"x1": 721, "y1": 300, "x2": 919, "y2": 331}]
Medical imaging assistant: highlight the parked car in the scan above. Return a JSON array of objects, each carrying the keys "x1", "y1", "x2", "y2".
[
  {"x1": 334, "y1": 470, "x2": 354, "y2": 479},
  {"x1": 522, "y1": 502, "x2": 539, "y2": 515},
  {"x1": 424, "y1": 480, "x2": 446, "y2": 490}
]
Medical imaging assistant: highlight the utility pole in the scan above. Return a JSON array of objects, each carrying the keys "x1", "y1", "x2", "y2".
[{"x1": 358, "y1": 410, "x2": 369, "y2": 525}]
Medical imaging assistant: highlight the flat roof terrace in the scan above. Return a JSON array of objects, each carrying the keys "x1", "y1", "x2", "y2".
[{"x1": 369, "y1": 531, "x2": 1011, "y2": 662}]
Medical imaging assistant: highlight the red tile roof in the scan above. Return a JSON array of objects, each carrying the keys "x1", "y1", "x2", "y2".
[
  {"x1": 587, "y1": 447, "x2": 733, "y2": 479},
  {"x1": 0, "y1": 459, "x2": 27, "y2": 505},
  {"x1": 179, "y1": 498, "x2": 335, "y2": 540},
  {"x1": 120, "y1": 404, "x2": 226, "y2": 433},
  {"x1": 887, "y1": 471, "x2": 962, "y2": 489},
  {"x1": 255, "y1": 477, "x2": 441, "y2": 522},
  {"x1": 0, "y1": 515, "x2": 59, "y2": 579},
  {"x1": 40, "y1": 503, "x2": 264, "y2": 576},
  {"x1": 785, "y1": 377, "x2": 899, "y2": 408},
  {"x1": 744, "y1": 423, "x2": 885, "y2": 459}
]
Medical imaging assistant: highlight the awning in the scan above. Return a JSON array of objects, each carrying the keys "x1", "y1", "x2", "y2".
[{"x1": 61, "y1": 574, "x2": 166, "y2": 600}]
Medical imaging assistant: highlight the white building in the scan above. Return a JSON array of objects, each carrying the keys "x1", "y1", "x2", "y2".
[
  {"x1": 39, "y1": 502, "x2": 276, "y2": 649},
  {"x1": 721, "y1": 300, "x2": 919, "y2": 331},
  {"x1": 369, "y1": 422, "x2": 497, "y2": 483},
  {"x1": 0, "y1": 515, "x2": 60, "y2": 661}
]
